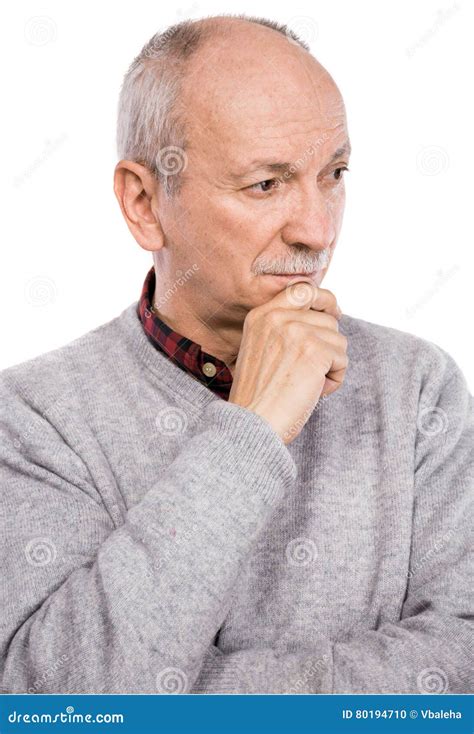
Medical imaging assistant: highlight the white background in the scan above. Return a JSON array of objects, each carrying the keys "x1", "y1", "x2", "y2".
[{"x1": 1, "y1": 0, "x2": 472, "y2": 389}]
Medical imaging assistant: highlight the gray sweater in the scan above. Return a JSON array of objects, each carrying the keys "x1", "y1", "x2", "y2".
[{"x1": 0, "y1": 302, "x2": 472, "y2": 694}]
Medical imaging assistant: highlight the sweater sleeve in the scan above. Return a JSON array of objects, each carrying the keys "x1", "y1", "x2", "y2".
[
  {"x1": 0, "y1": 391, "x2": 297, "y2": 694},
  {"x1": 192, "y1": 348, "x2": 474, "y2": 694}
]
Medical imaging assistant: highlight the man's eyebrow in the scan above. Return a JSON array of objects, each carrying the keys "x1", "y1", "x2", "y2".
[
  {"x1": 228, "y1": 161, "x2": 292, "y2": 181},
  {"x1": 329, "y1": 140, "x2": 352, "y2": 163},
  {"x1": 230, "y1": 139, "x2": 352, "y2": 180}
]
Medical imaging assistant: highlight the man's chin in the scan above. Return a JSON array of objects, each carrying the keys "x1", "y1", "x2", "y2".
[{"x1": 259, "y1": 269, "x2": 328, "y2": 288}]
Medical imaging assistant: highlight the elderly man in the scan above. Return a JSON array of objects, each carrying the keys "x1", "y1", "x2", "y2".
[{"x1": 0, "y1": 15, "x2": 472, "y2": 695}]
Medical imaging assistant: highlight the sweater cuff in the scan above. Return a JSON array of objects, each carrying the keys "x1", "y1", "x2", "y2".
[{"x1": 199, "y1": 399, "x2": 298, "y2": 506}]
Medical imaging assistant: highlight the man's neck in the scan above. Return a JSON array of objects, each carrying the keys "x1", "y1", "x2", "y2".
[{"x1": 152, "y1": 288, "x2": 241, "y2": 373}]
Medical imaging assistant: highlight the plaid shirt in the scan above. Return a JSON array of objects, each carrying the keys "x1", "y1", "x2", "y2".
[{"x1": 137, "y1": 266, "x2": 233, "y2": 400}]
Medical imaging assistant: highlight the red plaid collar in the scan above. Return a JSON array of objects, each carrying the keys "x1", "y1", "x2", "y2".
[{"x1": 137, "y1": 266, "x2": 233, "y2": 400}]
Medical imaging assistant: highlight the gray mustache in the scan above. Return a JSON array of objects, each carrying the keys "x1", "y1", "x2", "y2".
[{"x1": 255, "y1": 248, "x2": 330, "y2": 275}]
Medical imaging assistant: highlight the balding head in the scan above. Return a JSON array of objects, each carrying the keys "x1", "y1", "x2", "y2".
[
  {"x1": 181, "y1": 17, "x2": 346, "y2": 185},
  {"x1": 116, "y1": 14, "x2": 330, "y2": 196}
]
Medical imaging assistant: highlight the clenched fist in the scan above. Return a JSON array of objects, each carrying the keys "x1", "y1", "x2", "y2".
[{"x1": 228, "y1": 280, "x2": 348, "y2": 445}]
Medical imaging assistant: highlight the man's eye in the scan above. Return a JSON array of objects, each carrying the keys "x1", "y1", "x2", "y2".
[
  {"x1": 247, "y1": 178, "x2": 281, "y2": 194},
  {"x1": 332, "y1": 166, "x2": 349, "y2": 181}
]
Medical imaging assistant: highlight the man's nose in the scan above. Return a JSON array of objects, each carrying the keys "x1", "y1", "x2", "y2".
[{"x1": 281, "y1": 184, "x2": 337, "y2": 251}]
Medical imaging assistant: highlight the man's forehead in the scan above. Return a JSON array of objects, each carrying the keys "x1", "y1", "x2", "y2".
[
  {"x1": 205, "y1": 75, "x2": 345, "y2": 130},
  {"x1": 188, "y1": 91, "x2": 347, "y2": 164},
  {"x1": 183, "y1": 37, "x2": 348, "y2": 174}
]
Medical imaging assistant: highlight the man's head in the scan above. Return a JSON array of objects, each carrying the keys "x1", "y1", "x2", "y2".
[{"x1": 114, "y1": 14, "x2": 350, "y2": 334}]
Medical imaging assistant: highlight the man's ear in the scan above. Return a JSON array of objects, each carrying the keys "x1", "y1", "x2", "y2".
[{"x1": 113, "y1": 160, "x2": 165, "y2": 252}]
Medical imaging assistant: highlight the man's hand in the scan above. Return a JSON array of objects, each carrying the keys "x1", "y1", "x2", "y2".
[{"x1": 228, "y1": 280, "x2": 348, "y2": 445}]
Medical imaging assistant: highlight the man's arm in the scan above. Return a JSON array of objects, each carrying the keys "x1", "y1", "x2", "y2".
[
  {"x1": 0, "y1": 389, "x2": 297, "y2": 694},
  {"x1": 192, "y1": 347, "x2": 473, "y2": 694}
]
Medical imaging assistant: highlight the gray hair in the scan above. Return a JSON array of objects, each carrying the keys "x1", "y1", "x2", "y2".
[{"x1": 116, "y1": 15, "x2": 310, "y2": 197}]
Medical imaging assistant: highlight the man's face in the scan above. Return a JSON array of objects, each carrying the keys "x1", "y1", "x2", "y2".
[{"x1": 153, "y1": 27, "x2": 350, "y2": 325}]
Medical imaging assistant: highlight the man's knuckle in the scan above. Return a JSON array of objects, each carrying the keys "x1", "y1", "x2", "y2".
[
  {"x1": 265, "y1": 308, "x2": 285, "y2": 329},
  {"x1": 282, "y1": 320, "x2": 303, "y2": 339}
]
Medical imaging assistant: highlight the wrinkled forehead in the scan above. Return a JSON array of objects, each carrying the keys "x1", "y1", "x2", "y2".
[{"x1": 182, "y1": 47, "x2": 348, "y2": 168}]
